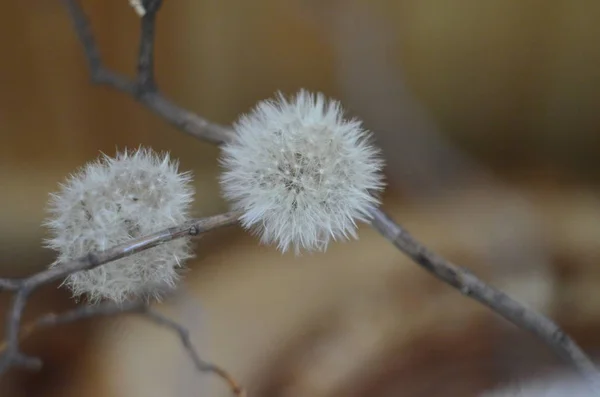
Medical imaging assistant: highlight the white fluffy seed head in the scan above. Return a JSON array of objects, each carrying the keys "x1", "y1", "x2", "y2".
[
  {"x1": 44, "y1": 147, "x2": 194, "y2": 303},
  {"x1": 219, "y1": 90, "x2": 385, "y2": 254}
]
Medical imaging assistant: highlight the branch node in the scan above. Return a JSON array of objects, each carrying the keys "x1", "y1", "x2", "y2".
[
  {"x1": 142, "y1": 0, "x2": 163, "y2": 14},
  {"x1": 87, "y1": 252, "x2": 100, "y2": 267}
]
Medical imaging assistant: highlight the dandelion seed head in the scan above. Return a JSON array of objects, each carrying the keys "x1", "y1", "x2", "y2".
[
  {"x1": 44, "y1": 147, "x2": 194, "y2": 303},
  {"x1": 220, "y1": 90, "x2": 385, "y2": 254}
]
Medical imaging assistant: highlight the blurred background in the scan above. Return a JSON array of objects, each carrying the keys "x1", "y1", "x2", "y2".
[{"x1": 1, "y1": 0, "x2": 600, "y2": 396}]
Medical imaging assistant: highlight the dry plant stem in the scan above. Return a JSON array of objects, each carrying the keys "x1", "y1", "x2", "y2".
[
  {"x1": 61, "y1": 0, "x2": 600, "y2": 391},
  {"x1": 143, "y1": 308, "x2": 246, "y2": 397},
  {"x1": 0, "y1": 301, "x2": 244, "y2": 397},
  {"x1": 0, "y1": 300, "x2": 147, "y2": 354},
  {"x1": 61, "y1": 0, "x2": 234, "y2": 145},
  {"x1": 0, "y1": 211, "x2": 241, "y2": 375},
  {"x1": 370, "y1": 210, "x2": 600, "y2": 390}
]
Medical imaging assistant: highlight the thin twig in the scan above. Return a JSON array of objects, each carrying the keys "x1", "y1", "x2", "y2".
[
  {"x1": 142, "y1": 308, "x2": 247, "y2": 397},
  {"x1": 136, "y1": 0, "x2": 160, "y2": 92},
  {"x1": 0, "y1": 211, "x2": 241, "y2": 375},
  {"x1": 369, "y1": 209, "x2": 600, "y2": 390},
  {"x1": 60, "y1": 0, "x2": 600, "y2": 392},
  {"x1": 0, "y1": 300, "x2": 245, "y2": 397},
  {"x1": 61, "y1": 0, "x2": 234, "y2": 145},
  {"x1": 0, "y1": 300, "x2": 146, "y2": 354}
]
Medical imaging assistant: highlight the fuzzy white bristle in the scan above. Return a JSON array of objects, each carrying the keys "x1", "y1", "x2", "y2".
[
  {"x1": 219, "y1": 90, "x2": 385, "y2": 254},
  {"x1": 44, "y1": 147, "x2": 194, "y2": 303}
]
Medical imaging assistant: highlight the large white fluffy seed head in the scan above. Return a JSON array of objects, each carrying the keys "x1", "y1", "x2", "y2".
[
  {"x1": 44, "y1": 148, "x2": 194, "y2": 303},
  {"x1": 219, "y1": 90, "x2": 385, "y2": 254}
]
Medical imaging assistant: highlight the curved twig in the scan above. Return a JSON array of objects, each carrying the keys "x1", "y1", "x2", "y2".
[{"x1": 0, "y1": 300, "x2": 245, "y2": 396}]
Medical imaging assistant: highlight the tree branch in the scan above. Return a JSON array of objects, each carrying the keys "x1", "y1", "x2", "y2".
[
  {"x1": 143, "y1": 308, "x2": 246, "y2": 397},
  {"x1": 136, "y1": 0, "x2": 161, "y2": 92},
  {"x1": 58, "y1": 0, "x2": 600, "y2": 392},
  {"x1": 369, "y1": 209, "x2": 600, "y2": 389},
  {"x1": 0, "y1": 300, "x2": 244, "y2": 396},
  {"x1": 61, "y1": 0, "x2": 234, "y2": 145},
  {"x1": 0, "y1": 211, "x2": 241, "y2": 377}
]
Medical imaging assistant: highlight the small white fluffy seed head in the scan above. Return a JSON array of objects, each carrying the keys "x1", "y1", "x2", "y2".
[
  {"x1": 44, "y1": 147, "x2": 194, "y2": 303},
  {"x1": 219, "y1": 90, "x2": 385, "y2": 254}
]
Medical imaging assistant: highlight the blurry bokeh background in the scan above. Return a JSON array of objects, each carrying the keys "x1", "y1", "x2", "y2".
[{"x1": 2, "y1": 0, "x2": 600, "y2": 396}]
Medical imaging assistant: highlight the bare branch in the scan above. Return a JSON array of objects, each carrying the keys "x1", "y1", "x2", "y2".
[
  {"x1": 142, "y1": 308, "x2": 246, "y2": 397},
  {"x1": 0, "y1": 300, "x2": 146, "y2": 356},
  {"x1": 61, "y1": 0, "x2": 135, "y2": 93},
  {"x1": 59, "y1": 0, "x2": 600, "y2": 391},
  {"x1": 0, "y1": 211, "x2": 240, "y2": 376},
  {"x1": 1, "y1": 290, "x2": 38, "y2": 371},
  {"x1": 61, "y1": 0, "x2": 234, "y2": 145},
  {"x1": 136, "y1": 0, "x2": 161, "y2": 92},
  {"x1": 0, "y1": 300, "x2": 245, "y2": 397},
  {"x1": 369, "y1": 209, "x2": 600, "y2": 390},
  {"x1": 32, "y1": 211, "x2": 241, "y2": 288}
]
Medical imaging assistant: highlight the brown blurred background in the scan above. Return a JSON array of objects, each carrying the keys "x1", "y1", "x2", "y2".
[{"x1": 2, "y1": 0, "x2": 600, "y2": 396}]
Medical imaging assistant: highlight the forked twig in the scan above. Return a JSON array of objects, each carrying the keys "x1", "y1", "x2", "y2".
[
  {"x1": 0, "y1": 211, "x2": 242, "y2": 396},
  {"x1": 61, "y1": 0, "x2": 234, "y2": 145},
  {"x1": 0, "y1": 300, "x2": 245, "y2": 396}
]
